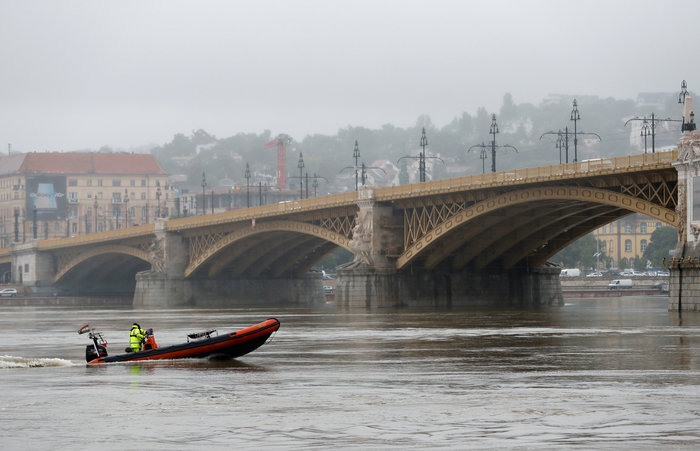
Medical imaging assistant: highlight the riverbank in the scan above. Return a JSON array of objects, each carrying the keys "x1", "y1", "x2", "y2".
[{"x1": 0, "y1": 296, "x2": 132, "y2": 307}]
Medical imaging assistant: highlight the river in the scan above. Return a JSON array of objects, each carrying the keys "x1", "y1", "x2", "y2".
[{"x1": 1, "y1": 296, "x2": 699, "y2": 449}]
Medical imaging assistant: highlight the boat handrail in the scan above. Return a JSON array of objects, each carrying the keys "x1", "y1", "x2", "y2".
[{"x1": 187, "y1": 329, "x2": 217, "y2": 341}]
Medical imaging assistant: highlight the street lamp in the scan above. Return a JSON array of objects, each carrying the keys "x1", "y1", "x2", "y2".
[
  {"x1": 124, "y1": 188, "x2": 129, "y2": 227},
  {"x1": 14, "y1": 207, "x2": 19, "y2": 242},
  {"x1": 640, "y1": 119, "x2": 651, "y2": 154},
  {"x1": 489, "y1": 115, "x2": 499, "y2": 173},
  {"x1": 297, "y1": 152, "x2": 305, "y2": 199},
  {"x1": 419, "y1": 128, "x2": 428, "y2": 182},
  {"x1": 94, "y1": 199, "x2": 98, "y2": 233},
  {"x1": 570, "y1": 99, "x2": 580, "y2": 162},
  {"x1": 353, "y1": 140, "x2": 360, "y2": 191},
  {"x1": 156, "y1": 183, "x2": 162, "y2": 219},
  {"x1": 245, "y1": 162, "x2": 251, "y2": 207},
  {"x1": 201, "y1": 171, "x2": 207, "y2": 216}
]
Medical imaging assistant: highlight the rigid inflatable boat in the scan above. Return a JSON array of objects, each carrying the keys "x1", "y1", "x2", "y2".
[{"x1": 78, "y1": 318, "x2": 280, "y2": 364}]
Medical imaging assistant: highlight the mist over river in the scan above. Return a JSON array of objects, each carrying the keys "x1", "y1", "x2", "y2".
[{"x1": 1, "y1": 296, "x2": 699, "y2": 449}]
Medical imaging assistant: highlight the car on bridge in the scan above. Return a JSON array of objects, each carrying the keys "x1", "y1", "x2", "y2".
[{"x1": 0, "y1": 288, "x2": 18, "y2": 297}]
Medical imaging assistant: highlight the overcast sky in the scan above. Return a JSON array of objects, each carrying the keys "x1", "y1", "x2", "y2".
[{"x1": 0, "y1": 0, "x2": 696, "y2": 152}]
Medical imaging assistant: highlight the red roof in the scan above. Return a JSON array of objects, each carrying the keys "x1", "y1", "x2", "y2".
[{"x1": 13, "y1": 152, "x2": 168, "y2": 176}]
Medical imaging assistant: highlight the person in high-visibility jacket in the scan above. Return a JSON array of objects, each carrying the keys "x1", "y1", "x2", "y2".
[{"x1": 129, "y1": 323, "x2": 146, "y2": 352}]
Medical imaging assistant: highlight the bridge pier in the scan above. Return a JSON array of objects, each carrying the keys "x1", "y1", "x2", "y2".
[
  {"x1": 335, "y1": 263, "x2": 562, "y2": 308},
  {"x1": 134, "y1": 271, "x2": 324, "y2": 307},
  {"x1": 670, "y1": 96, "x2": 700, "y2": 311},
  {"x1": 133, "y1": 220, "x2": 325, "y2": 307},
  {"x1": 336, "y1": 187, "x2": 563, "y2": 308}
]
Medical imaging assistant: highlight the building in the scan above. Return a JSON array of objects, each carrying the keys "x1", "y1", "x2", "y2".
[
  {"x1": 0, "y1": 152, "x2": 172, "y2": 247},
  {"x1": 594, "y1": 213, "x2": 667, "y2": 269}
]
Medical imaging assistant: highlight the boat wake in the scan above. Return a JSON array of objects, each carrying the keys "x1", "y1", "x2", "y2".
[{"x1": 0, "y1": 355, "x2": 75, "y2": 369}]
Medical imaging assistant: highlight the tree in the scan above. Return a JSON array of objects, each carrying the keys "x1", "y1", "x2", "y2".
[
  {"x1": 552, "y1": 233, "x2": 597, "y2": 269},
  {"x1": 643, "y1": 226, "x2": 677, "y2": 267}
]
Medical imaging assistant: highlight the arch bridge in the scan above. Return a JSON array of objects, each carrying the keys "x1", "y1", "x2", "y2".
[{"x1": 1, "y1": 151, "x2": 678, "y2": 306}]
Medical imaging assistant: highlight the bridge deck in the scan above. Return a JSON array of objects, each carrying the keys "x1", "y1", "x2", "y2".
[{"x1": 0, "y1": 150, "x2": 678, "y2": 254}]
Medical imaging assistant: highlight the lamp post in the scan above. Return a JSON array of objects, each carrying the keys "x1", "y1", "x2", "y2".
[
  {"x1": 640, "y1": 119, "x2": 651, "y2": 154},
  {"x1": 489, "y1": 115, "x2": 499, "y2": 173},
  {"x1": 124, "y1": 188, "x2": 129, "y2": 227},
  {"x1": 94, "y1": 200, "x2": 98, "y2": 233},
  {"x1": 419, "y1": 128, "x2": 428, "y2": 182},
  {"x1": 570, "y1": 99, "x2": 581, "y2": 162},
  {"x1": 297, "y1": 152, "x2": 305, "y2": 199},
  {"x1": 245, "y1": 163, "x2": 251, "y2": 207},
  {"x1": 201, "y1": 171, "x2": 207, "y2": 216},
  {"x1": 555, "y1": 131, "x2": 565, "y2": 164},
  {"x1": 14, "y1": 207, "x2": 19, "y2": 242},
  {"x1": 155, "y1": 183, "x2": 161, "y2": 219},
  {"x1": 470, "y1": 116, "x2": 517, "y2": 172},
  {"x1": 353, "y1": 140, "x2": 360, "y2": 191},
  {"x1": 32, "y1": 206, "x2": 37, "y2": 239}
]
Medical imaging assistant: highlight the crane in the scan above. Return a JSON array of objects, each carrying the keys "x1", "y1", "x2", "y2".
[{"x1": 265, "y1": 134, "x2": 292, "y2": 190}]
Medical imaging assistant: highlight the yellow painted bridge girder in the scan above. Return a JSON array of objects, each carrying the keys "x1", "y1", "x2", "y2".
[
  {"x1": 184, "y1": 220, "x2": 352, "y2": 278},
  {"x1": 396, "y1": 185, "x2": 678, "y2": 270}
]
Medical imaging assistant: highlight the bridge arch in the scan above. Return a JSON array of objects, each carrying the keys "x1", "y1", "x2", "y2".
[
  {"x1": 54, "y1": 244, "x2": 154, "y2": 283},
  {"x1": 184, "y1": 220, "x2": 352, "y2": 278},
  {"x1": 397, "y1": 186, "x2": 678, "y2": 270}
]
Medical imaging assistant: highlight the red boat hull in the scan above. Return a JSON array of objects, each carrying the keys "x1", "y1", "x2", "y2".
[{"x1": 87, "y1": 318, "x2": 280, "y2": 364}]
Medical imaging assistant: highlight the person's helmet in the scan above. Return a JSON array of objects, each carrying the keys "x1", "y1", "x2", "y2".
[{"x1": 132, "y1": 323, "x2": 140, "y2": 329}]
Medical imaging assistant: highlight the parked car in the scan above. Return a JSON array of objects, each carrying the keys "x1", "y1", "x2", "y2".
[
  {"x1": 0, "y1": 288, "x2": 18, "y2": 297},
  {"x1": 652, "y1": 282, "x2": 669, "y2": 292},
  {"x1": 657, "y1": 270, "x2": 670, "y2": 277},
  {"x1": 586, "y1": 272, "x2": 603, "y2": 277}
]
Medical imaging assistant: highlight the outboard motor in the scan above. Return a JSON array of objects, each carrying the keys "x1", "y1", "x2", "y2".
[
  {"x1": 86, "y1": 343, "x2": 108, "y2": 362},
  {"x1": 78, "y1": 324, "x2": 109, "y2": 362}
]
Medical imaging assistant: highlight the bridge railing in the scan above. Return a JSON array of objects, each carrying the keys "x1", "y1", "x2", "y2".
[
  {"x1": 167, "y1": 191, "x2": 359, "y2": 231},
  {"x1": 376, "y1": 150, "x2": 677, "y2": 199},
  {"x1": 37, "y1": 223, "x2": 156, "y2": 250}
]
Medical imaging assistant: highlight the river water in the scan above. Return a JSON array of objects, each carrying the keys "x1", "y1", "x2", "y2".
[{"x1": 1, "y1": 296, "x2": 700, "y2": 449}]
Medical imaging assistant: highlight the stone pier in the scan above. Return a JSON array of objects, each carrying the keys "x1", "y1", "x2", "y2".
[
  {"x1": 132, "y1": 219, "x2": 325, "y2": 307},
  {"x1": 335, "y1": 187, "x2": 563, "y2": 308},
  {"x1": 669, "y1": 94, "x2": 700, "y2": 311}
]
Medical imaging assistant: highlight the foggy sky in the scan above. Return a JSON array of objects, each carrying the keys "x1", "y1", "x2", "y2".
[{"x1": 0, "y1": 0, "x2": 696, "y2": 152}]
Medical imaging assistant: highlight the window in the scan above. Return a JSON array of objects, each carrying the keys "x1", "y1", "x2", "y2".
[
  {"x1": 141, "y1": 192, "x2": 146, "y2": 200},
  {"x1": 72, "y1": 223, "x2": 77, "y2": 233},
  {"x1": 68, "y1": 179, "x2": 77, "y2": 187},
  {"x1": 87, "y1": 192, "x2": 92, "y2": 199},
  {"x1": 625, "y1": 224, "x2": 631, "y2": 233},
  {"x1": 141, "y1": 179, "x2": 146, "y2": 187},
  {"x1": 130, "y1": 207, "x2": 135, "y2": 217},
  {"x1": 87, "y1": 179, "x2": 92, "y2": 187},
  {"x1": 625, "y1": 239, "x2": 632, "y2": 252},
  {"x1": 24, "y1": 263, "x2": 29, "y2": 273},
  {"x1": 98, "y1": 192, "x2": 103, "y2": 199},
  {"x1": 87, "y1": 208, "x2": 92, "y2": 217},
  {"x1": 112, "y1": 179, "x2": 121, "y2": 187},
  {"x1": 640, "y1": 223, "x2": 647, "y2": 233},
  {"x1": 112, "y1": 192, "x2": 121, "y2": 202},
  {"x1": 98, "y1": 179, "x2": 103, "y2": 187},
  {"x1": 130, "y1": 179, "x2": 136, "y2": 187},
  {"x1": 641, "y1": 239, "x2": 648, "y2": 252},
  {"x1": 141, "y1": 207, "x2": 147, "y2": 219},
  {"x1": 656, "y1": 222, "x2": 662, "y2": 228}
]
